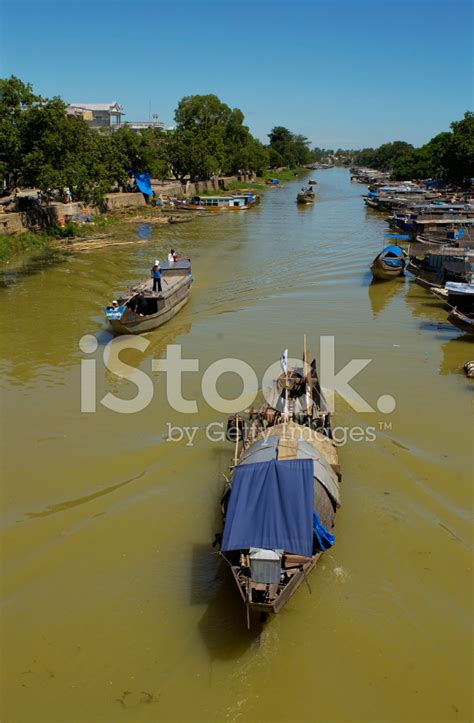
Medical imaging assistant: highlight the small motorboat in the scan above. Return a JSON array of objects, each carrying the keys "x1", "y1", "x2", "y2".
[
  {"x1": 370, "y1": 245, "x2": 406, "y2": 280},
  {"x1": 104, "y1": 259, "x2": 192, "y2": 335},
  {"x1": 308, "y1": 179, "x2": 317, "y2": 185},
  {"x1": 296, "y1": 190, "x2": 315, "y2": 204}
]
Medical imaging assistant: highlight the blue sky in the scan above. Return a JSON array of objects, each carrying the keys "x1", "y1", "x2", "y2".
[{"x1": 0, "y1": 0, "x2": 472, "y2": 149}]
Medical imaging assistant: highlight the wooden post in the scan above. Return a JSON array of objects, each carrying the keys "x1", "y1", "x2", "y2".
[
  {"x1": 303, "y1": 334, "x2": 312, "y2": 417},
  {"x1": 234, "y1": 414, "x2": 239, "y2": 466}
]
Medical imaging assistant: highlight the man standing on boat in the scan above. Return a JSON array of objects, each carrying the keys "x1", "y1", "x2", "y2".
[{"x1": 151, "y1": 260, "x2": 162, "y2": 293}]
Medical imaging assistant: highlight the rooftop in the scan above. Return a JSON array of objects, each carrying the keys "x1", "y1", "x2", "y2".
[{"x1": 69, "y1": 102, "x2": 124, "y2": 113}]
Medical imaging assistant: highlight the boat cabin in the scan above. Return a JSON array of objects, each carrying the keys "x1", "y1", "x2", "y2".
[{"x1": 189, "y1": 194, "x2": 255, "y2": 209}]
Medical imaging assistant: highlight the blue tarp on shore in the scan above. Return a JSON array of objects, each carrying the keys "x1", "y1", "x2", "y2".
[
  {"x1": 221, "y1": 458, "x2": 314, "y2": 557},
  {"x1": 135, "y1": 172, "x2": 153, "y2": 197}
]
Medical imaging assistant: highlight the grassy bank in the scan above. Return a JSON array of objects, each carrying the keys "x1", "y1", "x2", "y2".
[
  {"x1": 262, "y1": 167, "x2": 307, "y2": 182},
  {"x1": 0, "y1": 232, "x2": 57, "y2": 263},
  {"x1": 192, "y1": 168, "x2": 307, "y2": 196},
  {"x1": 196, "y1": 180, "x2": 267, "y2": 196},
  {"x1": 0, "y1": 214, "x2": 123, "y2": 264}
]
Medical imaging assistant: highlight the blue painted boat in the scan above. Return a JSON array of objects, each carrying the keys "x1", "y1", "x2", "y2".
[{"x1": 370, "y1": 244, "x2": 406, "y2": 280}]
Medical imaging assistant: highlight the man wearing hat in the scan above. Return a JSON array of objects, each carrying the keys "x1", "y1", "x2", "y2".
[{"x1": 151, "y1": 259, "x2": 162, "y2": 293}]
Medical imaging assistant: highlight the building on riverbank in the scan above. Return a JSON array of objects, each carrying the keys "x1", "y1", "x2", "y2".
[{"x1": 66, "y1": 102, "x2": 165, "y2": 132}]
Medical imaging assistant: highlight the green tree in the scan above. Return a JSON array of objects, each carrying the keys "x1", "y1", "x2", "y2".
[
  {"x1": 268, "y1": 127, "x2": 313, "y2": 167},
  {"x1": 446, "y1": 112, "x2": 474, "y2": 184},
  {"x1": 170, "y1": 94, "x2": 265, "y2": 179},
  {"x1": 268, "y1": 126, "x2": 294, "y2": 166},
  {"x1": 19, "y1": 98, "x2": 120, "y2": 203},
  {"x1": 0, "y1": 76, "x2": 39, "y2": 186},
  {"x1": 110, "y1": 126, "x2": 168, "y2": 179}
]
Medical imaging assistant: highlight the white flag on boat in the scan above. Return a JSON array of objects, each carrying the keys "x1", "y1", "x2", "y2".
[{"x1": 280, "y1": 349, "x2": 288, "y2": 375}]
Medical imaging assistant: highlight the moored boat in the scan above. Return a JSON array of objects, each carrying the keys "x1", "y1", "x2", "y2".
[
  {"x1": 216, "y1": 343, "x2": 340, "y2": 623},
  {"x1": 447, "y1": 307, "x2": 474, "y2": 335},
  {"x1": 104, "y1": 259, "x2": 192, "y2": 334},
  {"x1": 370, "y1": 244, "x2": 406, "y2": 280},
  {"x1": 406, "y1": 246, "x2": 474, "y2": 290},
  {"x1": 185, "y1": 193, "x2": 258, "y2": 211}
]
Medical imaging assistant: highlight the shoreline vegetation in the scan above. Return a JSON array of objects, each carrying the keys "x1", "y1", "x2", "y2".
[
  {"x1": 1, "y1": 74, "x2": 471, "y2": 264},
  {"x1": 0, "y1": 168, "x2": 312, "y2": 263},
  {"x1": 0, "y1": 169, "x2": 310, "y2": 263}
]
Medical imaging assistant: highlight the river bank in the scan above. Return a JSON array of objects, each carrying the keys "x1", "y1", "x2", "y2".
[{"x1": 0, "y1": 167, "x2": 309, "y2": 264}]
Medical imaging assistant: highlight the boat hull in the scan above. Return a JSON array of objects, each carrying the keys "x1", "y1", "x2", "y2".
[
  {"x1": 370, "y1": 262, "x2": 403, "y2": 280},
  {"x1": 106, "y1": 266, "x2": 192, "y2": 335},
  {"x1": 297, "y1": 194, "x2": 315, "y2": 204},
  {"x1": 108, "y1": 293, "x2": 190, "y2": 334},
  {"x1": 447, "y1": 308, "x2": 474, "y2": 334},
  {"x1": 370, "y1": 247, "x2": 405, "y2": 280}
]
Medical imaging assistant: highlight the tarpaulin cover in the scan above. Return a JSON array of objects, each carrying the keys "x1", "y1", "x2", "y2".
[
  {"x1": 383, "y1": 245, "x2": 404, "y2": 256},
  {"x1": 381, "y1": 245, "x2": 404, "y2": 267},
  {"x1": 135, "y1": 172, "x2": 153, "y2": 197},
  {"x1": 221, "y1": 458, "x2": 314, "y2": 557}
]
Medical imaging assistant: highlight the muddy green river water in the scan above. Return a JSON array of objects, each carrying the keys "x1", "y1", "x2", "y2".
[{"x1": 0, "y1": 169, "x2": 472, "y2": 722}]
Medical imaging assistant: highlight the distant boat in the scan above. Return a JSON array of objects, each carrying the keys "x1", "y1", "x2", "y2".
[
  {"x1": 296, "y1": 190, "x2": 315, "y2": 204},
  {"x1": 104, "y1": 259, "x2": 192, "y2": 335},
  {"x1": 447, "y1": 307, "x2": 474, "y2": 335},
  {"x1": 370, "y1": 245, "x2": 406, "y2": 280},
  {"x1": 308, "y1": 179, "x2": 318, "y2": 185},
  {"x1": 184, "y1": 194, "x2": 258, "y2": 211}
]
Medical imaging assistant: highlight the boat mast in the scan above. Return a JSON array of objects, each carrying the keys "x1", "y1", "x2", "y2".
[{"x1": 303, "y1": 334, "x2": 313, "y2": 423}]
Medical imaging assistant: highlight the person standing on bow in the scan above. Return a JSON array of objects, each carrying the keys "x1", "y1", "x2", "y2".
[{"x1": 151, "y1": 259, "x2": 162, "y2": 293}]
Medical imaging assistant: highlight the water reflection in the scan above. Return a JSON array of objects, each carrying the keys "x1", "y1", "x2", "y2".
[
  {"x1": 439, "y1": 335, "x2": 474, "y2": 376},
  {"x1": 367, "y1": 277, "x2": 405, "y2": 317},
  {"x1": 196, "y1": 554, "x2": 263, "y2": 660},
  {"x1": 136, "y1": 224, "x2": 153, "y2": 240},
  {"x1": 404, "y1": 280, "x2": 447, "y2": 322},
  {"x1": 0, "y1": 247, "x2": 69, "y2": 288}
]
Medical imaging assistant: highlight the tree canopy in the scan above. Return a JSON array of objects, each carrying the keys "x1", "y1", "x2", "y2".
[
  {"x1": 346, "y1": 115, "x2": 474, "y2": 184},
  {"x1": 267, "y1": 126, "x2": 314, "y2": 167},
  {"x1": 2, "y1": 75, "x2": 472, "y2": 201}
]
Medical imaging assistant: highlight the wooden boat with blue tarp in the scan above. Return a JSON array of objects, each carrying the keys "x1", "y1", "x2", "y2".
[
  {"x1": 370, "y1": 244, "x2": 406, "y2": 280},
  {"x1": 215, "y1": 343, "x2": 340, "y2": 623},
  {"x1": 104, "y1": 259, "x2": 192, "y2": 334}
]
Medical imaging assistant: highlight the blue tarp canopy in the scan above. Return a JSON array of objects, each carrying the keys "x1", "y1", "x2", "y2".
[
  {"x1": 383, "y1": 244, "x2": 404, "y2": 256},
  {"x1": 134, "y1": 171, "x2": 153, "y2": 197},
  {"x1": 381, "y1": 244, "x2": 404, "y2": 267},
  {"x1": 221, "y1": 458, "x2": 314, "y2": 557}
]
